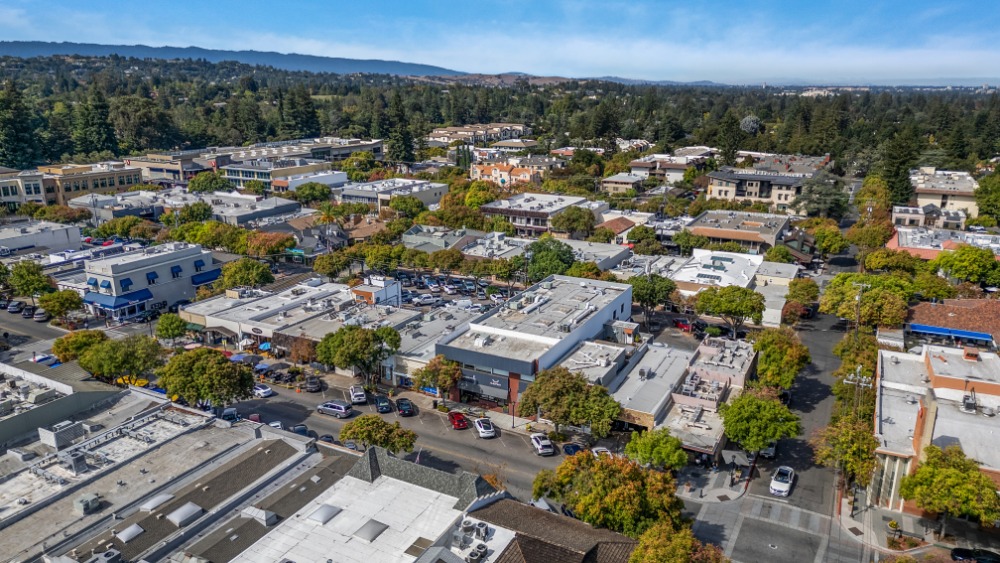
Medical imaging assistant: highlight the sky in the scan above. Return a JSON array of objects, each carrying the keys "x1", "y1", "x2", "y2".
[{"x1": 2, "y1": 0, "x2": 1000, "y2": 85}]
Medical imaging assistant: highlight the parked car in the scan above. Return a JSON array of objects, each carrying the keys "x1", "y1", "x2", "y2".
[
  {"x1": 478, "y1": 279, "x2": 490, "y2": 288},
  {"x1": 398, "y1": 274, "x2": 413, "y2": 287},
  {"x1": 414, "y1": 294, "x2": 441, "y2": 306},
  {"x1": 318, "y1": 434, "x2": 337, "y2": 444},
  {"x1": 317, "y1": 400, "x2": 353, "y2": 418},
  {"x1": 0, "y1": 298, "x2": 10, "y2": 309},
  {"x1": 373, "y1": 395, "x2": 392, "y2": 413},
  {"x1": 349, "y1": 385, "x2": 367, "y2": 404},
  {"x1": 950, "y1": 548, "x2": 1000, "y2": 562},
  {"x1": 530, "y1": 433, "x2": 555, "y2": 456},
  {"x1": 290, "y1": 424, "x2": 311, "y2": 437},
  {"x1": 303, "y1": 376, "x2": 322, "y2": 393},
  {"x1": 396, "y1": 398, "x2": 415, "y2": 417},
  {"x1": 6, "y1": 300, "x2": 24, "y2": 313},
  {"x1": 442, "y1": 281, "x2": 457, "y2": 294},
  {"x1": 591, "y1": 446, "x2": 613, "y2": 458},
  {"x1": 473, "y1": 417, "x2": 496, "y2": 438},
  {"x1": 476, "y1": 289, "x2": 488, "y2": 300},
  {"x1": 20, "y1": 305, "x2": 36, "y2": 319},
  {"x1": 427, "y1": 279, "x2": 441, "y2": 292},
  {"x1": 447, "y1": 411, "x2": 469, "y2": 429},
  {"x1": 33, "y1": 308, "x2": 49, "y2": 322},
  {"x1": 490, "y1": 293, "x2": 505, "y2": 304},
  {"x1": 268, "y1": 420, "x2": 284, "y2": 431},
  {"x1": 413, "y1": 277, "x2": 427, "y2": 290},
  {"x1": 759, "y1": 440, "x2": 777, "y2": 459},
  {"x1": 134, "y1": 310, "x2": 160, "y2": 322},
  {"x1": 769, "y1": 466, "x2": 795, "y2": 497},
  {"x1": 673, "y1": 317, "x2": 693, "y2": 331},
  {"x1": 253, "y1": 383, "x2": 274, "y2": 398},
  {"x1": 168, "y1": 299, "x2": 191, "y2": 313},
  {"x1": 562, "y1": 443, "x2": 585, "y2": 456},
  {"x1": 463, "y1": 280, "x2": 477, "y2": 293}
]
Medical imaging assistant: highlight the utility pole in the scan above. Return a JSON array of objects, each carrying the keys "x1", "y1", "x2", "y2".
[{"x1": 852, "y1": 282, "x2": 871, "y2": 341}]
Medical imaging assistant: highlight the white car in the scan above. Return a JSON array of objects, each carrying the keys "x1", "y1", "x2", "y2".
[
  {"x1": 268, "y1": 420, "x2": 284, "y2": 430},
  {"x1": 473, "y1": 417, "x2": 496, "y2": 438},
  {"x1": 591, "y1": 446, "x2": 613, "y2": 458},
  {"x1": 530, "y1": 433, "x2": 555, "y2": 456},
  {"x1": 253, "y1": 383, "x2": 274, "y2": 398},
  {"x1": 490, "y1": 293, "x2": 505, "y2": 303},
  {"x1": 415, "y1": 294, "x2": 441, "y2": 306},
  {"x1": 769, "y1": 466, "x2": 795, "y2": 497},
  {"x1": 442, "y1": 283, "x2": 457, "y2": 295}
]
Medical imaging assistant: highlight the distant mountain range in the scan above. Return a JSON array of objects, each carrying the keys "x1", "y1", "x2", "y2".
[{"x1": 0, "y1": 41, "x2": 466, "y2": 77}]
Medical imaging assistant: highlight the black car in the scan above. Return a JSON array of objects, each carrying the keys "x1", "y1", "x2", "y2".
[
  {"x1": 20, "y1": 305, "x2": 36, "y2": 319},
  {"x1": 374, "y1": 395, "x2": 392, "y2": 413},
  {"x1": 135, "y1": 310, "x2": 160, "y2": 323},
  {"x1": 168, "y1": 300, "x2": 191, "y2": 313},
  {"x1": 6, "y1": 300, "x2": 25, "y2": 313},
  {"x1": 318, "y1": 434, "x2": 337, "y2": 444},
  {"x1": 396, "y1": 398, "x2": 415, "y2": 416},
  {"x1": 0, "y1": 298, "x2": 10, "y2": 309},
  {"x1": 951, "y1": 548, "x2": 1000, "y2": 562}
]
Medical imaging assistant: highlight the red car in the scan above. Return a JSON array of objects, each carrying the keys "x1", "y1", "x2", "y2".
[
  {"x1": 673, "y1": 318, "x2": 692, "y2": 331},
  {"x1": 447, "y1": 411, "x2": 469, "y2": 430}
]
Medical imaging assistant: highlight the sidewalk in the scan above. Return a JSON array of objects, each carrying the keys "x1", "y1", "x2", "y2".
[{"x1": 674, "y1": 464, "x2": 750, "y2": 503}]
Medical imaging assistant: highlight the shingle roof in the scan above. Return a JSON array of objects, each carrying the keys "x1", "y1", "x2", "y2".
[
  {"x1": 470, "y1": 499, "x2": 637, "y2": 563},
  {"x1": 908, "y1": 299, "x2": 1000, "y2": 342},
  {"x1": 595, "y1": 217, "x2": 635, "y2": 235}
]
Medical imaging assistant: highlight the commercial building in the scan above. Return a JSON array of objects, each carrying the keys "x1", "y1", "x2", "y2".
[
  {"x1": 911, "y1": 167, "x2": 980, "y2": 218},
  {"x1": 686, "y1": 210, "x2": 792, "y2": 252},
  {"x1": 436, "y1": 275, "x2": 633, "y2": 405},
  {"x1": 886, "y1": 226, "x2": 1000, "y2": 261},
  {"x1": 0, "y1": 220, "x2": 81, "y2": 255},
  {"x1": 338, "y1": 178, "x2": 449, "y2": 211},
  {"x1": 36, "y1": 162, "x2": 144, "y2": 205},
  {"x1": 609, "y1": 342, "x2": 693, "y2": 430},
  {"x1": 426, "y1": 123, "x2": 532, "y2": 145},
  {"x1": 480, "y1": 193, "x2": 608, "y2": 237},
  {"x1": 69, "y1": 188, "x2": 302, "y2": 226},
  {"x1": 269, "y1": 169, "x2": 348, "y2": 194},
  {"x1": 906, "y1": 299, "x2": 1000, "y2": 349},
  {"x1": 0, "y1": 168, "x2": 47, "y2": 209},
  {"x1": 82, "y1": 242, "x2": 216, "y2": 320},
  {"x1": 629, "y1": 154, "x2": 700, "y2": 184},
  {"x1": 460, "y1": 232, "x2": 631, "y2": 271},
  {"x1": 401, "y1": 225, "x2": 487, "y2": 254},
  {"x1": 209, "y1": 137, "x2": 383, "y2": 163},
  {"x1": 125, "y1": 149, "x2": 217, "y2": 184},
  {"x1": 601, "y1": 173, "x2": 645, "y2": 194},
  {"x1": 892, "y1": 205, "x2": 966, "y2": 231},
  {"x1": 706, "y1": 168, "x2": 806, "y2": 212},
  {"x1": 221, "y1": 158, "x2": 331, "y2": 192},
  {"x1": 871, "y1": 345, "x2": 1000, "y2": 512}
]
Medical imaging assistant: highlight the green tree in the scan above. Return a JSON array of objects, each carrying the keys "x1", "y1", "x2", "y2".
[
  {"x1": 672, "y1": 229, "x2": 710, "y2": 255},
  {"x1": 340, "y1": 414, "x2": 418, "y2": 454},
  {"x1": 316, "y1": 325, "x2": 401, "y2": 386},
  {"x1": 177, "y1": 201, "x2": 213, "y2": 224},
  {"x1": 854, "y1": 175, "x2": 893, "y2": 223},
  {"x1": 810, "y1": 417, "x2": 879, "y2": 487},
  {"x1": 704, "y1": 241, "x2": 746, "y2": 253},
  {"x1": 785, "y1": 278, "x2": 820, "y2": 305},
  {"x1": 751, "y1": 327, "x2": 811, "y2": 389},
  {"x1": 564, "y1": 261, "x2": 602, "y2": 279},
  {"x1": 388, "y1": 195, "x2": 426, "y2": 218},
  {"x1": 626, "y1": 225, "x2": 657, "y2": 243},
  {"x1": 929, "y1": 245, "x2": 1000, "y2": 284},
  {"x1": 819, "y1": 273, "x2": 913, "y2": 327},
  {"x1": 551, "y1": 206, "x2": 596, "y2": 239},
  {"x1": 763, "y1": 245, "x2": 795, "y2": 263},
  {"x1": 526, "y1": 237, "x2": 575, "y2": 281},
  {"x1": 9, "y1": 261, "x2": 49, "y2": 305},
  {"x1": 0, "y1": 262, "x2": 9, "y2": 292},
  {"x1": 845, "y1": 221, "x2": 894, "y2": 269},
  {"x1": 243, "y1": 179, "x2": 267, "y2": 195},
  {"x1": 630, "y1": 524, "x2": 729, "y2": 563},
  {"x1": 517, "y1": 366, "x2": 621, "y2": 437},
  {"x1": 864, "y1": 248, "x2": 924, "y2": 274},
  {"x1": 719, "y1": 393, "x2": 800, "y2": 452},
  {"x1": 385, "y1": 90, "x2": 415, "y2": 163},
  {"x1": 913, "y1": 272, "x2": 957, "y2": 301},
  {"x1": 0, "y1": 80, "x2": 38, "y2": 169},
  {"x1": 791, "y1": 170, "x2": 848, "y2": 219},
  {"x1": 975, "y1": 172, "x2": 1000, "y2": 221},
  {"x1": 72, "y1": 88, "x2": 117, "y2": 155},
  {"x1": 245, "y1": 231, "x2": 295, "y2": 258},
  {"x1": 51, "y1": 330, "x2": 108, "y2": 362},
  {"x1": 900, "y1": 445, "x2": 1000, "y2": 537},
  {"x1": 187, "y1": 171, "x2": 232, "y2": 193},
  {"x1": 108, "y1": 95, "x2": 178, "y2": 153},
  {"x1": 587, "y1": 227, "x2": 616, "y2": 244},
  {"x1": 464, "y1": 181, "x2": 498, "y2": 209},
  {"x1": 38, "y1": 289, "x2": 82, "y2": 324},
  {"x1": 79, "y1": 335, "x2": 164, "y2": 385},
  {"x1": 812, "y1": 224, "x2": 849, "y2": 257},
  {"x1": 220, "y1": 258, "x2": 275, "y2": 289},
  {"x1": 313, "y1": 252, "x2": 352, "y2": 279},
  {"x1": 878, "y1": 130, "x2": 920, "y2": 204},
  {"x1": 156, "y1": 347, "x2": 255, "y2": 406},
  {"x1": 412, "y1": 355, "x2": 462, "y2": 395},
  {"x1": 695, "y1": 286, "x2": 765, "y2": 336},
  {"x1": 155, "y1": 312, "x2": 188, "y2": 346},
  {"x1": 290, "y1": 181, "x2": 332, "y2": 204},
  {"x1": 340, "y1": 151, "x2": 378, "y2": 182},
  {"x1": 716, "y1": 110, "x2": 746, "y2": 166},
  {"x1": 625, "y1": 428, "x2": 688, "y2": 471},
  {"x1": 628, "y1": 274, "x2": 676, "y2": 328},
  {"x1": 533, "y1": 453, "x2": 684, "y2": 538}
]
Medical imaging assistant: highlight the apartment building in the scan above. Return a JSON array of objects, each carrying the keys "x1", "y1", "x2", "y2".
[
  {"x1": 82, "y1": 242, "x2": 216, "y2": 320},
  {"x1": 337, "y1": 178, "x2": 449, "y2": 211},
  {"x1": 892, "y1": 205, "x2": 966, "y2": 230},
  {"x1": 36, "y1": 162, "x2": 144, "y2": 205},
  {"x1": 601, "y1": 173, "x2": 644, "y2": 194},
  {"x1": 686, "y1": 210, "x2": 791, "y2": 252},
  {"x1": 480, "y1": 193, "x2": 607, "y2": 237},
  {"x1": 629, "y1": 154, "x2": 701, "y2": 184},
  {"x1": 469, "y1": 163, "x2": 539, "y2": 185},
  {"x1": 221, "y1": 158, "x2": 331, "y2": 191},
  {"x1": 706, "y1": 168, "x2": 806, "y2": 212},
  {"x1": 911, "y1": 167, "x2": 980, "y2": 218},
  {"x1": 426, "y1": 123, "x2": 532, "y2": 145}
]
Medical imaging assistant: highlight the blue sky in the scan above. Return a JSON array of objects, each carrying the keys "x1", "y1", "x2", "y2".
[{"x1": 1, "y1": 0, "x2": 999, "y2": 84}]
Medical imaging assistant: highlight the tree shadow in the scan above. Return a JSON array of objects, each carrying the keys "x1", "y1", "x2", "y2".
[
  {"x1": 789, "y1": 366, "x2": 832, "y2": 415},
  {"x1": 401, "y1": 449, "x2": 463, "y2": 474},
  {"x1": 690, "y1": 520, "x2": 731, "y2": 550}
]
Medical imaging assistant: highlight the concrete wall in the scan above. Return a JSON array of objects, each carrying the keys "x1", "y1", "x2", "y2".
[{"x1": 0, "y1": 390, "x2": 122, "y2": 446}]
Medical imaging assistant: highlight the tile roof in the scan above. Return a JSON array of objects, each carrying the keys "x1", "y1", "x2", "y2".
[
  {"x1": 595, "y1": 217, "x2": 635, "y2": 235},
  {"x1": 908, "y1": 299, "x2": 1000, "y2": 342},
  {"x1": 470, "y1": 499, "x2": 636, "y2": 563}
]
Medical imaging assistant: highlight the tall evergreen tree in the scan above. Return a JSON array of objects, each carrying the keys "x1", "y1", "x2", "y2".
[
  {"x1": 40, "y1": 101, "x2": 74, "y2": 161},
  {"x1": 716, "y1": 110, "x2": 746, "y2": 166},
  {"x1": 0, "y1": 81, "x2": 39, "y2": 169},
  {"x1": 878, "y1": 128, "x2": 920, "y2": 204},
  {"x1": 73, "y1": 89, "x2": 118, "y2": 155},
  {"x1": 386, "y1": 91, "x2": 414, "y2": 163}
]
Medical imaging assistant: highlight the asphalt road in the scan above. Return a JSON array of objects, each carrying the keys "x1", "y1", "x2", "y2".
[
  {"x1": 0, "y1": 308, "x2": 66, "y2": 342},
  {"x1": 234, "y1": 387, "x2": 562, "y2": 501}
]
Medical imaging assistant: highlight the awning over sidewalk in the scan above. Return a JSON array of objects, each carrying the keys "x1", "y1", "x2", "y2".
[
  {"x1": 206, "y1": 326, "x2": 237, "y2": 338},
  {"x1": 185, "y1": 323, "x2": 204, "y2": 332},
  {"x1": 191, "y1": 268, "x2": 221, "y2": 286},
  {"x1": 83, "y1": 288, "x2": 154, "y2": 310}
]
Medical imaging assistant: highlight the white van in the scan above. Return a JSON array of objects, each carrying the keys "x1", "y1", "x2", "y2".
[
  {"x1": 318, "y1": 400, "x2": 353, "y2": 418},
  {"x1": 349, "y1": 385, "x2": 367, "y2": 405}
]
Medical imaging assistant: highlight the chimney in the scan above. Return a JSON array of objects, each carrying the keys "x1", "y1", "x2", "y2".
[{"x1": 963, "y1": 347, "x2": 981, "y2": 362}]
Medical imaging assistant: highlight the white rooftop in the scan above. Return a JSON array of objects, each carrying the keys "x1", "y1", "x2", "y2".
[
  {"x1": 559, "y1": 341, "x2": 628, "y2": 385},
  {"x1": 610, "y1": 254, "x2": 687, "y2": 281},
  {"x1": 84, "y1": 242, "x2": 205, "y2": 272},
  {"x1": 911, "y1": 167, "x2": 978, "y2": 194},
  {"x1": 235, "y1": 475, "x2": 464, "y2": 563},
  {"x1": 671, "y1": 249, "x2": 763, "y2": 292},
  {"x1": 612, "y1": 343, "x2": 692, "y2": 418},
  {"x1": 894, "y1": 226, "x2": 1000, "y2": 255},
  {"x1": 397, "y1": 307, "x2": 481, "y2": 363},
  {"x1": 480, "y1": 192, "x2": 586, "y2": 214},
  {"x1": 212, "y1": 281, "x2": 349, "y2": 325}
]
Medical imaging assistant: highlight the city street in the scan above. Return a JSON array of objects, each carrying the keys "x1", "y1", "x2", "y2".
[
  {"x1": 234, "y1": 387, "x2": 562, "y2": 501},
  {"x1": 0, "y1": 308, "x2": 66, "y2": 342}
]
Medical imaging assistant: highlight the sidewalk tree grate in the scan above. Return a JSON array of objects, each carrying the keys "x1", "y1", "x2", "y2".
[
  {"x1": 849, "y1": 527, "x2": 863, "y2": 536},
  {"x1": 717, "y1": 495, "x2": 730, "y2": 501}
]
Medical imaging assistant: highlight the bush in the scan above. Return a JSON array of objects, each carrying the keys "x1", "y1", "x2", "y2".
[
  {"x1": 437, "y1": 405, "x2": 450, "y2": 413},
  {"x1": 548, "y1": 431, "x2": 567, "y2": 442}
]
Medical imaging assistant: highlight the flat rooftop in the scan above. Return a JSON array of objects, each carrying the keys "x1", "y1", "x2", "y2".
[
  {"x1": 181, "y1": 287, "x2": 275, "y2": 318},
  {"x1": 875, "y1": 385, "x2": 921, "y2": 457},
  {"x1": 736, "y1": 151, "x2": 830, "y2": 176},
  {"x1": 609, "y1": 255, "x2": 687, "y2": 281},
  {"x1": 442, "y1": 276, "x2": 630, "y2": 362},
  {"x1": 687, "y1": 210, "x2": 790, "y2": 237},
  {"x1": 342, "y1": 178, "x2": 447, "y2": 195},
  {"x1": 932, "y1": 397, "x2": 1000, "y2": 470},
  {"x1": 894, "y1": 226, "x2": 1000, "y2": 256},
  {"x1": 911, "y1": 167, "x2": 978, "y2": 195},
  {"x1": 0, "y1": 221, "x2": 77, "y2": 239},
  {"x1": 480, "y1": 192, "x2": 586, "y2": 214},
  {"x1": 612, "y1": 343, "x2": 692, "y2": 418},
  {"x1": 461, "y1": 234, "x2": 628, "y2": 267},
  {"x1": 234, "y1": 474, "x2": 465, "y2": 563},
  {"x1": 663, "y1": 394, "x2": 732, "y2": 454},
  {"x1": 397, "y1": 307, "x2": 481, "y2": 363},
  {"x1": 210, "y1": 281, "x2": 349, "y2": 325},
  {"x1": 689, "y1": 338, "x2": 756, "y2": 384},
  {"x1": 85, "y1": 242, "x2": 203, "y2": 271},
  {"x1": 671, "y1": 249, "x2": 762, "y2": 290},
  {"x1": 709, "y1": 168, "x2": 807, "y2": 185},
  {"x1": 560, "y1": 341, "x2": 629, "y2": 385},
  {"x1": 282, "y1": 302, "x2": 422, "y2": 342}
]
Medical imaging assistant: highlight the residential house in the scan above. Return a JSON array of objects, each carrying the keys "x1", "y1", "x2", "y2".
[
  {"x1": 601, "y1": 173, "x2": 645, "y2": 194},
  {"x1": 469, "y1": 163, "x2": 540, "y2": 186},
  {"x1": 892, "y1": 205, "x2": 967, "y2": 231}
]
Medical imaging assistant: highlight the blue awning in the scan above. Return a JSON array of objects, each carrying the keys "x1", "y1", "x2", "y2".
[
  {"x1": 87, "y1": 277, "x2": 97, "y2": 286},
  {"x1": 194, "y1": 259, "x2": 205, "y2": 268},
  {"x1": 99, "y1": 280, "x2": 111, "y2": 289},
  {"x1": 120, "y1": 278, "x2": 133, "y2": 289},
  {"x1": 83, "y1": 288, "x2": 154, "y2": 310},
  {"x1": 254, "y1": 362, "x2": 271, "y2": 370},
  {"x1": 191, "y1": 268, "x2": 221, "y2": 286},
  {"x1": 171, "y1": 265, "x2": 183, "y2": 274},
  {"x1": 147, "y1": 271, "x2": 159, "y2": 281},
  {"x1": 259, "y1": 342, "x2": 271, "y2": 351},
  {"x1": 908, "y1": 323, "x2": 993, "y2": 341},
  {"x1": 230, "y1": 354, "x2": 247, "y2": 362}
]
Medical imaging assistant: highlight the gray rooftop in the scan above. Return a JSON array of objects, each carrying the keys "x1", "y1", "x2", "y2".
[
  {"x1": 894, "y1": 226, "x2": 1000, "y2": 256},
  {"x1": 688, "y1": 210, "x2": 791, "y2": 237},
  {"x1": 910, "y1": 167, "x2": 978, "y2": 194},
  {"x1": 611, "y1": 343, "x2": 692, "y2": 418}
]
